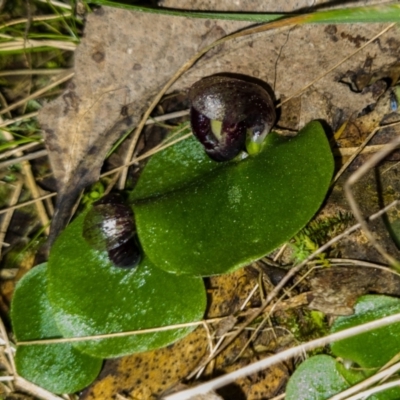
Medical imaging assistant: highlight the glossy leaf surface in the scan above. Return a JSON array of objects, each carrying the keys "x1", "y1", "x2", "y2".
[
  {"x1": 11, "y1": 264, "x2": 102, "y2": 394},
  {"x1": 286, "y1": 355, "x2": 350, "y2": 400},
  {"x1": 47, "y1": 214, "x2": 206, "y2": 358},
  {"x1": 133, "y1": 121, "x2": 334, "y2": 276}
]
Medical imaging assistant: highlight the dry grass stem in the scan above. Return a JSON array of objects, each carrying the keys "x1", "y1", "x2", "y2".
[
  {"x1": 329, "y1": 258, "x2": 399, "y2": 274},
  {"x1": 101, "y1": 132, "x2": 192, "y2": 178},
  {"x1": 333, "y1": 120, "x2": 400, "y2": 184},
  {"x1": 0, "y1": 124, "x2": 50, "y2": 233},
  {"x1": 343, "y1": 378, "x2": 400, "y2": 400},
  {"x1": 15, "y1": 291, "x2": 311, "y2": 347},
  {"x1": 238, "y1": 290, "x2": 311, "y2": 362},
  {"x1": 328, "y1": 361, "x2": 400, "y2": 400},
  {"x1": 21, "y1": 159, "x2": 51, "y2": 234},
  {"x1": 334, "y1": 144, "x2": 387, "y2": 156},
  {"x1": 0, "y1": 193, "x2": 56, "y2": 216},
  {"x1": 0, "y1": 149, "x2": 48, "y2": 169},
  {"x1": 14, "y1": 376, "x2": 64, "y2": 400},
  {"x1": 0, "y1": 181, "x2": 23, "y2": 259},
  {"x1": 0, "y1": 13, "x2": 72, "y2": 30},
  {"x1": 0, "y1": 141, "x2": 43, "y2": 160},
  {"x1": 0, "y1": 111, "x2": 38, "y2": 127},
  {"x1": 17, "y1": 318, "x2": 223, "y2": 346},
  {"x1": 37, "y1": 0, "x2": 71, "y2": 9},
  {"x1": 145, "y1": 109, "x2": 190, "y2": 125},
  {"x1": 0, "y1": 68, "x2": 73, "y2": 77},
  {"x1": 163, "y1": 313, "x2": 400, "y2": 400},
  {"x1": 0, "y1": 39, "x2": 77, "y2": 52},
  {"x1": 269, "y1": 394, "x2": 285, "y2": 400},
  {"x1": 0, "y1": 72, "x2": 74, "y2": 117},
  {"x1": 0, "y1": 322, "x2": 15, "y2": 372},
  {"x1": 240, "y1": 283, "x2": 259, "y2": 311},
  {"x1": 345, "y1": 135, "x2": 400, "y2": 267},
  {"x1": 273, "y1": 243, "x2": 288, "y2": 262}
]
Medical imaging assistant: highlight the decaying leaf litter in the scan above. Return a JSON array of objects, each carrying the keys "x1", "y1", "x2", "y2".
[{"x1": 2, "y1": 0, "x2": 400, "y2": 399}]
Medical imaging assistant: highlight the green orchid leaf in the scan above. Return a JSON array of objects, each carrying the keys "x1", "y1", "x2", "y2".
[
  {"x1": 132, "y1": 121, "x2": 334, "y2": 276},
  {"x1": 286, "y1": 355, "x2": 350, "y2": 400},
  {"x1": 47, "y1": 214, "x2": 206, "y2": 358},
  {"x1": 131, "y1": 126, "x2": 223, "y2": 201},
  {"x1": 331, "y1": 295, "x2": 400, "y2": 369},
  {"x1": 11, "y1": 264, "x2": 102, "y2": 394}
]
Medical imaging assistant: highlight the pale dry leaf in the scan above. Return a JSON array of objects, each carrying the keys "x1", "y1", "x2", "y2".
[{"x1": 170, "y1": 23, "x2": 400, "y2": 130}]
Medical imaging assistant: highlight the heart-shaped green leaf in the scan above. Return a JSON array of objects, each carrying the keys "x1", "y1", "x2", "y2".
[
  {"x1": 132, "y1": 121, "x2": 334, "y2": 276},
  {"x1": 331, "y1": 295, "x2": 400, "y2": 368},
  {"x1": 47, "y1": 214, "x2": 206, "y2": 358},
  {"x1": 11, "y1": 264, "x2": 102, "y2": 394}
]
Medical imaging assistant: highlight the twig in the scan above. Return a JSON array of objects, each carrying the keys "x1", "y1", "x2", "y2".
[
  {"x1": 333, "y1": 120, "x2": 400, "y2": 184},
  {"x1": 334, "y1": 144, "x2": 386, "y2": 157},
  {"x1": 0, "y1": 14, "x2": 72, "y2": 30},
  {"x1": 0, "y1": 72, "x2": 74, "y2": 117},
  {"x1": 328, "y1": 361, "x2": 400, "y2": 400},
  {"x1": 17, "y1": 318, "x2": 221, "y2": 345},
  {"x1": 0, "y1": 182, "x2": 23, "y2": 260},
  {"x1": 0, "y1": 193, "x2": 56, "y2": 216},
  {"x1": 145, "y1": 109, "x2": 189, "y2": 125},
  {"x1": 36, "y1": 0, "x2": 71, "y2": 9},
  {"x1": 14, "y1": 376, "x2": 64, "y2": 400},
  {"x1": 0, "y1": 141, "x2": 43, "y2": 160},
  {"x1": 0, "y1": 149, "x2": 47, "y2": 169},
  {"x1": 0, "y1": 68, "x2": 73, "y2": 77},
  {"x1": 345, "y1": 135, "x2": 400, "y2": 267},
  {"x1": 342, "y1": 378, "x2": 400, "y2": 400},
  {"x1": 0, "y1": 111, "x2": 38, "y2": 127}
]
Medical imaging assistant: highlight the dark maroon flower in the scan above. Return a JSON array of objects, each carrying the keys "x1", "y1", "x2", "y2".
[{"x1": 189, "y1": 76, "x2": 276, "y2": 161}]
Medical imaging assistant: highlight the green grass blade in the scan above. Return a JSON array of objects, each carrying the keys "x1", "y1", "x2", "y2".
[
  {"x1": 87, "y1": 1, "x2": 284, "y2": 22},
  {"x1": 306, "y1": 4, "x2": 400, "y2": 23},
  {"x1": 87, "y1": 1, "x2": 400, "y2": 24}
]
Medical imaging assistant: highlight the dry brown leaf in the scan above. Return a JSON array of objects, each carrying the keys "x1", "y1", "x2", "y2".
[
  {"x1": 80, "y1": 328, "x2": 208, "y2": 400},
  {"x1": 217, "y1": 355, "x2": 289, "y2": 400},
  {"x1": 309, "y1": 265, "x2": 400, "y2": 315}
]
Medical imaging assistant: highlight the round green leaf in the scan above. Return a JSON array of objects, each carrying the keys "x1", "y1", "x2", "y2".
[
  {"x1": 133, "y1": 121, "x2": 334, "y2": 276},
  {"x1": 286, "y1": 355, "x2": 350, "y2": 400},
  {"x1": 47, "y1": 214, "x2": 206, "y2": 358},
  {"x1": 11, "y1": 264, "x2": 102, "y2": 394},
  {"x1": 331, "y1": 295, "x2": 400, "y2": 368}
]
